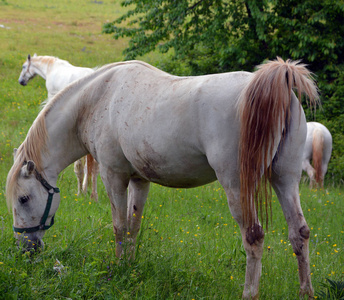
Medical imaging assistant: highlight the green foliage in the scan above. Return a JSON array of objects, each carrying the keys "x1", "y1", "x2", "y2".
[
  {"x1": 103, "y1": 0, "x2": 344, "y2": 73},
  {"x1": 317, "y1": 278, "x2": 344, "y2": 299},
  {"x1": 104, "y1": 0, "x2": 344, "y2": 183}
]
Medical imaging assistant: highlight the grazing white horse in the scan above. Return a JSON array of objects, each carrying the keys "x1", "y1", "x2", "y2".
[
  {"x1": 302, "y1": 122, "x2": 332, "y2": 188},
  {"x1": 18, "y1": 54, "x2": 99, "y2": 201},
  {"x1": 7, "y1": 58, "x2": 318, "y2": 299}
]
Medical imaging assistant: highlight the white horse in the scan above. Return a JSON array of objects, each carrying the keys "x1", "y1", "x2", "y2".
[
  {"x1": 18, "y1": 54, "x2": 99, "y2": 201},
  {"x1": 18, "y1": 54, "x2": 94, "y2": 99},
  {"x1": 302, "y1": 122, "x2": 332, "y2": 188},
  {"x1": 7, "y1": 58, "x2": 318, "y2": 299}
]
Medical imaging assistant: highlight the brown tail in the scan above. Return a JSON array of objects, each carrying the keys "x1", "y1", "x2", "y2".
[
  {"x1": 312, "y1": 129, "x2": 324, "y2": 187},
  {"x1": 238, "y1": 57, "x2": 318, "y2": 228}
]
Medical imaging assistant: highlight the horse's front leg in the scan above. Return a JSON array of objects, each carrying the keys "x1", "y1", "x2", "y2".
[
  {"x1": 127, "y1": 178, "x2": 150, "y2": 260},
  {"x1": 100, "y1": 167, "x2": 130, "y2": 258}
]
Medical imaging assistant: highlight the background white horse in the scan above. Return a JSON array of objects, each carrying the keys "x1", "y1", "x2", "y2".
[
  {"x1": 18, "y1": 54, "x2": 99, "y2": 200},
  {"x1": 8, "y1": 58, "x2": 318, "y2": 299},
  {"x1": 302, "y1": 122, "x2": 332, "y2": 188},
  {"x1": 18, "y1": 54, "x2": 94, "y2": 99}
]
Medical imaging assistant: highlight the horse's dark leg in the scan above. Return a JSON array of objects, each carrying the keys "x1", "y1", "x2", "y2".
[{"x1": 127, "y1": 178, "x2": 150, "y2": 260}]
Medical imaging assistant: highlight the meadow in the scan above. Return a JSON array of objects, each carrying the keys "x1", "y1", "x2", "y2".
[{"x1": 0, "y1": 1, "x2": 343, "y2": 299}]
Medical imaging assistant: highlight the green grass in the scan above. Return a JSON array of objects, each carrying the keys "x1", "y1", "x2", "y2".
[{"x1": 0, "y1": 1, "x2": 343, "y2": 299}]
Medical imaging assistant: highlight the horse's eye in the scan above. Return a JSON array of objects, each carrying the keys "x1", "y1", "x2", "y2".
[
  {"x1": 19, "y1": 195, "x2": 30, "y2": 204},
  {"x1": 22, "y1": 66, "x2": 26, "y2": 69}
]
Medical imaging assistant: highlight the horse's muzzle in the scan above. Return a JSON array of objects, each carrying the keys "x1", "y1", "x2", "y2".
[
  {"x1": 16, "y1": 232, "x2": 44, "y2": 252},
  {"x1": 19, "y1": 79, "x2": 27, "y2": 86}
]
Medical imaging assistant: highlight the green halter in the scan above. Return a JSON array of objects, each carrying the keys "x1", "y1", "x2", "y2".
[{"x1": 13, "y1": 170, "x2": 60, "y2": 234}]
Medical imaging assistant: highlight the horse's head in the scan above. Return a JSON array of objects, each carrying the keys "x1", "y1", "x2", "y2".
[
  {"x1": 18, "y1": 54, "x2": 37, "y2": 86},
  {"x1": 7, "y1": 158, "x2": 60, "y2": 252}
]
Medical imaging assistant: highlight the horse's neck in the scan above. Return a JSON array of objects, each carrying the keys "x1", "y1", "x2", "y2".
[
  {"x1": 31, "y1": 57, "x2": 58, "y2": 80},
  {"x1": 42, "y1": 98, "x2": 88, "y2": 176},
  {"x1": 40, "y1": 64, "x2": 115, "y2": 176},
  {"x1": 31, "y1": 60, "x2": 49, "y2": 80}
]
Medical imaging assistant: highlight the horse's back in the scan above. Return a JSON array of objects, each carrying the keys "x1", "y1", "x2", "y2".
[{"x1": 47, "y1": 62, "x2": 94, "y2": 98}]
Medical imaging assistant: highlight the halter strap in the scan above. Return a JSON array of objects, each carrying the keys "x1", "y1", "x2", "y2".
[{"x1": 13, "y1": 169, "x2": 60, "y2": 234}]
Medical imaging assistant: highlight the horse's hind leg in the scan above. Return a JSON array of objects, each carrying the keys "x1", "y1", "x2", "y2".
[
  {"x1": 90, "y1": 157, "x2": 99, "y2": 201},
  {"x1": 74, "y1": 158, "x2": 85, "y2": 196},
  {"x1": 209, "y1": 150, "x2": 263, "y2": 299},
  {"x1": 271, "y1": 173, "x2": 313, "y2": 298},
  {"x1": 302, "y1": 159, "x2": 315, "y2": 188},
  {"x1": 229, "y1": 189, "x2": 264, "y2": 299},
  {"x1": 216, "y1": 178, "x2": 263, "y2": 299},
  {"x1": 271, "y1": 153, "x2": 313, "y2": 297},
  {"x1": 127, "y1": 178, "x2": 150, "y2": 260},
  {"x1": 82, "y1": 156, "x2": 90, "y2": 195}
]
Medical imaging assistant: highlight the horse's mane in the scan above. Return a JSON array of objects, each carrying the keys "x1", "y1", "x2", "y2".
[
  {"x1": 32, "y1": 55, "x2": 72, "y2": 67},
  {"x1": 35, "y1": 55, "x2": 58, "y2": 64},
  {"x1": 6, "y1": 112, "x2": 48, "y2": 208}
]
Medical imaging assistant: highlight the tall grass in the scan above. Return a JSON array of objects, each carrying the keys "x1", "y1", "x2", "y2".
[{"x1": 0, "y1": 1, "x2": 343, "y2": 299}]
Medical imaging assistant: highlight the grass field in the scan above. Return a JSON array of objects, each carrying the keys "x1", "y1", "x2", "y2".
[{"x1": 0, "y1": 1, "x2": 343, "y2": 299}]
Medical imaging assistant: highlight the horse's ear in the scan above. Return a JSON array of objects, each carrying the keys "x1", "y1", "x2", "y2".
[
  {"x1": 13, "y1": 148, "x2": 18, "y2": 161},
  {"x1": 33, "y1": 53, "x2": 37, "y2": 57},
  {"x1": 21, "y1": 160, "x2": 36, "y2": 177},
  {"x1": 28, "y1": 54, "x2": 31, "y2": 61}
]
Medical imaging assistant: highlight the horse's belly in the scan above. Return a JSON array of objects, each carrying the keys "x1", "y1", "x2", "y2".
[
  {"x1": 131, "y1": 154, "x2": 217, "y2": 188},
  {"x1": 148, "y1": 169, "x2": 217, "y2": 188}
]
